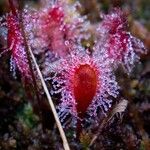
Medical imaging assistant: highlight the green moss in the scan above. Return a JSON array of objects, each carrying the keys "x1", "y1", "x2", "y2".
[{"x1": 17, "y1": 103, "x2": 39, "y2": 129}]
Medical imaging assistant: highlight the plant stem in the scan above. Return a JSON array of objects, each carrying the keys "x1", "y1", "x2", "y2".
[
  {"x1": 15, "y1": 0, "x2": 43, "y2": 118},
  {"x1": 90, "y1": 99, "x2": 128, "y2": 147}
]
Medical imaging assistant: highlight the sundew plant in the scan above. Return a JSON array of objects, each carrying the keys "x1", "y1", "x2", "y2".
[{"x1": 0, "y1": 0, "x2": 148, "y2": 149}]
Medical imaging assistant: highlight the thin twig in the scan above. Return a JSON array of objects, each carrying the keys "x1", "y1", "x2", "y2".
[
  {"x1": 28, "y1": 45, "x2": 70, "y2": 150},
  {"x1": 16, "y1": 1, "x2": 70, "y2": 149}
]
